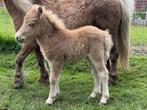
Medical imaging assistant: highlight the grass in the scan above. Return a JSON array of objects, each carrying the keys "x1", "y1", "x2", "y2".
[
  {"x1": 0, "y1": 8, "x2": 147, "y2": 110},
  {"x1": 0, "y1": 53, "x2": 147, "y2": 110},
  {"x1": 0, "y1": 8, "x2": 19, "y2": 52},
  {"x1": 130, "y1": 26, "x2": 147, "y2": 45}
]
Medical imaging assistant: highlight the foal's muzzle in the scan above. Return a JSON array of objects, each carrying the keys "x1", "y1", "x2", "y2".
[{"x1": 15, "y1": 35, "x2": 25, "y2": 43}]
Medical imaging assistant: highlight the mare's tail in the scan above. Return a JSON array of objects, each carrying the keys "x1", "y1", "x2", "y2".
[{"x1": 117, "y1": 0, "x2": 135, "y2": 69}]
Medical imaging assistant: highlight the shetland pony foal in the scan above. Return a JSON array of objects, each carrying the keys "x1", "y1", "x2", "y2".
[{"x1": 16, "y1": 5, "x2": 113, "y2": 105}]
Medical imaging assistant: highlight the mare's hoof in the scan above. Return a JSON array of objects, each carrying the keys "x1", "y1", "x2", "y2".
[
  {"x1": 108, "y1": 79, "x2": 118, "y2": 85},
  {"x1": 13, "y1": 73, "x2": 24, "y2": 88},
  {"x1": 38, "y1": 75, "x2": 49, "y2": 83},
  {"x1": 108, "y1": 75, "x2": 119, "y2": 85}
]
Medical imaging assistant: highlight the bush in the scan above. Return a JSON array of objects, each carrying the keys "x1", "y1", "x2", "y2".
[{"x1": 133, "y1": 11, "x2": 146, "y2": 20}]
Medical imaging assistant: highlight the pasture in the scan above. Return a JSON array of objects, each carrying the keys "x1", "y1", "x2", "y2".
[{"x1": 0, "y1": 8, "x2": 147, "y2": 110}]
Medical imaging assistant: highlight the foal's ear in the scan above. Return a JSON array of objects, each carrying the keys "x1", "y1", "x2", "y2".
[{"x1": 37, "y1": 6, "x2": 43, "y2": 17}]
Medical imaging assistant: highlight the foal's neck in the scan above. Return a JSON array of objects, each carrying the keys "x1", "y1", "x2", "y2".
[{"x1": 36, "y1": 15, "x2": 67, "y2": 45}]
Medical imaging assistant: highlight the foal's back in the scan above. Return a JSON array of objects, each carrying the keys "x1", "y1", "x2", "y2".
[
  {"x1": 67, "y1": 26, "x2": 106, "y2": 41},
  {"x1": 60, "y1": 26, "x2": 107, "y2": 61}
]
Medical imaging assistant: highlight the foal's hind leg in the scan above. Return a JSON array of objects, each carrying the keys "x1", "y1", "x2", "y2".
[
  {"x1": 34, "y1": 46, "x2": 49, "y2": 83},
  {"x1": 87, "y1": 58, "x2": 101, "y2": 99},
  {"x1": 88, "y1": 55, "x2": 109, "y2": 104},
  {"x1": 98, "y1": 65, "x2": 109, "y2": 104}
]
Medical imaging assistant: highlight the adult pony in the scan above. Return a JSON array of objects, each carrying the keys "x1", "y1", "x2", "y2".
[{"x1": 3, "y1": 0, "x2": 134, "y2": 88}]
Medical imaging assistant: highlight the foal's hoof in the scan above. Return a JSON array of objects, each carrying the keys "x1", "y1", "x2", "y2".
[
  {"x1": 99, "y1": 96, "x2": 109, "y2": 105},
  {"x1": 88, "y1": 91, "x2": 101, "y2": 99},
  {"x1": 88, "y1": 94, "x2": 97, "y2": 99},
  {"x1": 99, "y1": 102, "x2": 106, "y2": 106},
  {"x1": 13, "y1": 73, "x2": 24, "y2": 88},
  {"x1": 45, "y1": 98, "x2": 55, "y2": 105},
  {"x1": 45, "y1": 101, "x2": 53, "y2": 105},
  {"x1": 99, "y1": 99, "x2": 108, "y2": 105}
]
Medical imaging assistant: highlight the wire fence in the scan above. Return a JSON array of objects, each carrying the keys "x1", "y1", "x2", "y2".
[{"x1": 132, "y1": 11, "x2": 147, "y2": 26}]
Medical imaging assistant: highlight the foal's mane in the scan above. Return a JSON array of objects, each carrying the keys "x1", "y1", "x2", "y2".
[{"x1": 43, "y1": 7, "x2": 66, "y2": 30}]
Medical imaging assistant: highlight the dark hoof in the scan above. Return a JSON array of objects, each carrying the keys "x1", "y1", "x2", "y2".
[
  {"x1": 108, "y1": 75, "x2": 119, "y2": 85},
  {"x1": 13, "y1": 73, "x2": 24, "y2": 88},
  {"x1": 109, "y1": 78, "x2": 118, "y2": 85},
  {"x1": 38, "y1": 74, "x2": 49, "y2": 83}
]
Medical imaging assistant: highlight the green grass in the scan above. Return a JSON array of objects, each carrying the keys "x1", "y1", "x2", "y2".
[
  {"x1": 0, "y1": 8, "x2": 15, "y2": 38},
  {"x1": 0, "y1": 8, "x2": 19, "y2": 52},
  {"x1": 0, "y1": 53, "x2": 147, "y2": 110},
  {"x1": 0, "y1": 8, "x2": 147, "y2": 110},
  {"x1": 130, "y1": 26, "x2": 147, "y2": 45}
]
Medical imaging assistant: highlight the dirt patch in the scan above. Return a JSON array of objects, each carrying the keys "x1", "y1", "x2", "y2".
[{"x1": 131, "y1": 45, "x2": 147, "y2": 56}]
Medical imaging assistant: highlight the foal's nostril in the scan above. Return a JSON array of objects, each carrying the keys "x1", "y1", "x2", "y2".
[
  {"x1": 15, "y1": 35, "x2": 20, "y2": 41},
  {"x1": 15, "y1": 35, "x2": 24, "y2": 43},
  {"x1": 16, "y1": 36, "x2": 19, "y2": 40}
]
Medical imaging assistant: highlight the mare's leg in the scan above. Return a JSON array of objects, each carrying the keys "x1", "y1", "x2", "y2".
[
  {"x1": 34, "y1": 46, "x2": 49, "y2": 83},
  {"x1": 88, "y1": 54, "x2": 109, "y2": 104},
  {"x1": 46, "y1": 61, "x2": 63, "y2": 105},
  {"x1": 109, "y1": 46, "x2": 119, "y2": 84},
  {"x1": 87, "y1": 58, "x2": 101, "y2": 99},
  {"x1": 107, "y1": 29, "x2": 119, "y2": 85},
  {"x1": 14, "y1": 42, "x2": 34, "y2": 88}
]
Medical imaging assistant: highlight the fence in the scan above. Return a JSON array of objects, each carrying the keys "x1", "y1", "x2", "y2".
[{"x1": 132, "y1": 11, "x2": 147, "y2": 26}]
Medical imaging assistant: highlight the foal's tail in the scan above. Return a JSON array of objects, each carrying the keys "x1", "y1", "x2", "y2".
[
  {"x1": 117, "y1": 0, "x2": 134, "y2": 69},
  {"x1": 104, "y1": 30, "x2": 113, "y2": 62}
]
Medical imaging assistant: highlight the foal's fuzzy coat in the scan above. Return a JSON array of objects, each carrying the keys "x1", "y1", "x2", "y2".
[{"x1": 16, "y1": 5, "x2": 113, "y2": 105}]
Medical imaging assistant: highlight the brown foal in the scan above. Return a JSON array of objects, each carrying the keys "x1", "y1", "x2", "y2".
[{"x1": 16, "y1": 5, "x2": 113, "y2": 105}]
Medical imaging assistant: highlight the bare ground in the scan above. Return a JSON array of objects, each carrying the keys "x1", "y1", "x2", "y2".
[{"x1": 131, "y1": 44, "x2": 147, "y2": 56}]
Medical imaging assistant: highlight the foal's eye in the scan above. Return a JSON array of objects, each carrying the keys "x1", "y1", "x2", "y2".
[{"x1": 28, "y1": 22, "x2": 35, "y2": 27}]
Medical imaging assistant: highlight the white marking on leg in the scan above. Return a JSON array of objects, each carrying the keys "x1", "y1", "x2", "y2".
[
  {"x1": 98, "y1": 67, "x2": 109, "y2": 104},
  {"x1": 88, "y1": 54, "x2": 109, "y2": 104},
  {"x1": 88, "y1": 55, "x2": 101, "y2": 99},
  {"x1": 45, "y1": 61, "x2": 62, "y2": 105}
]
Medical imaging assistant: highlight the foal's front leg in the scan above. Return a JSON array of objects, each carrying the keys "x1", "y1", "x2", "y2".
[
  {"x1": 34, "y1": 46, "x2": 49, "y2": 83},
  {"x1": 46, "y1": 61, "x2": 63, "y2": 105},
  {"x1": 14, "y1": 42, "x2": 34, "y2": 88}
]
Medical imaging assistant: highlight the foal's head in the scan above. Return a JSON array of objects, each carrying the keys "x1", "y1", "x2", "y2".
[
  {"x1": 16, "y1": 5, "x2": 44, "y2": 43},
  {"x1": 16, "y1": 5, "x2": 65, "y2": 43}
]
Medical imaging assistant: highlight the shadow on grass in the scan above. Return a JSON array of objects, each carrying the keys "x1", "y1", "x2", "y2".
[{"x1": 0, "y1": 34, "x2": 20, "y2": 53}]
